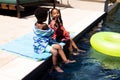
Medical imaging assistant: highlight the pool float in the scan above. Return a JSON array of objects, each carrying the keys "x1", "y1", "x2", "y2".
[{"x1": 90, "y1": 32, "x2": 120, "y2": 57}]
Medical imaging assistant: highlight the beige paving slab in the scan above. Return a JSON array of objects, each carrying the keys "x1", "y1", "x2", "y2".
[
  {"x1": 61, "y1": 0, "x2": 105, "y2": 12},
  {"x1": 0, "y1": 15, "x2": 35, "y2": 45},
  {"x1": 0, "y1": 57, "x2": 44, "y2": 80},
  {"x1": 0, "y1": 50, "x2": 18, "y2": 67},
  {"x1": 0, "y1": 74, "x2": 16, "y2": 80},
  {"x1": 61, "y1": 8, "x2": 105, "y2": 36}
]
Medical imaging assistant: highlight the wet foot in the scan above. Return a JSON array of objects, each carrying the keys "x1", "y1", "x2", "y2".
[
  {"x1": 76, "y1": 49, "x2": 86, "y2": 53},
  {"x1": 70, "y1": 49, "x2": 86, "y2": 56},
  {"x1": 72, "y1": 52, "x2": 80, "y2": 56},
  {"x1": 64, "y1": 59, "x2": 76, "y2": 64},
  {"x1": 54, "y1": 66, "x2": 64, "y2": 73},
  {"x1": 69, "y1": 51, "x2": 80, "y2": 56}
]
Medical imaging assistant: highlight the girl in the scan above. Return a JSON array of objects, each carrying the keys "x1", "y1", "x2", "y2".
[
  {"x1": 33, "y1": 8, "x2": 76, "y2": 73},
  {"x1": 49, "y1": 8, "x2": 86, "y2": 55}
]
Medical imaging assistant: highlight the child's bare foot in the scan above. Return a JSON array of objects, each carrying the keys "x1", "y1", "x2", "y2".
[
  {"x1": 76, "y1": 49, "x2": 86, "y2": 53},
  {"x1": 72, "y1": 52, "x2": 80, "y2": 56},
  {"x1": 70, "y1": 51, "x2": 80, "y2": 56},
  {"x1": 70, "y1": 49, "x2": 86, "y2": 56},
  {"x1": 54, "y1": 66, "x2": 64, "y2": 73},
  {"x1": 64, "y1": 59, "x2": 76, "y2": 64}
]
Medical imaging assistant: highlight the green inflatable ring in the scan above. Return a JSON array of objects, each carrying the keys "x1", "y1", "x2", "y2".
[{"x1": 90, "y1": 32, "x2": 120, "y2": 57}]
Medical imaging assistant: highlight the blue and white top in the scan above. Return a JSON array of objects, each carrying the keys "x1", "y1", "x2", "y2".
[{"x1": 33, "y1": 25, "x2": 55, "y2": 54}]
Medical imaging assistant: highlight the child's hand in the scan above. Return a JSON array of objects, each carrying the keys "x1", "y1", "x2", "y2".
[
  {"x1": 51, "y1": 20, "x2": 56, "y2": 28},
  {"x1": 61, "y1": 38, "x2": 68, "y2": 42}
]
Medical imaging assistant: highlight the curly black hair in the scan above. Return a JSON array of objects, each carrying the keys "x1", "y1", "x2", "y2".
[{"x1": 34, "y1": 8, "x2": 49, "y2": 23}]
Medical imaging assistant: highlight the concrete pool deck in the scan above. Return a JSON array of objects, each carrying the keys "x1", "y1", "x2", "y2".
[{"x1": 0, "y1": 0, "x2": 107, "y2": 80}]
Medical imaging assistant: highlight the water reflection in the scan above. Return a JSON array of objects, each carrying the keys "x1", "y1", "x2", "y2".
[{"x1": 102, "y1": 4, "x2": 120, "y2": 32}]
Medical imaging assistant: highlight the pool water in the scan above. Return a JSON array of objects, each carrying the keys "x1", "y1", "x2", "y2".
[{"x1": 46, "y1": 4, "x2": 120, "y2": 80}]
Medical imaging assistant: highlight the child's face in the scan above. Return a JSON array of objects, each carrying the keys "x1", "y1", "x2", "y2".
[{"x1": 51, "y1": 9, "x2": 60, "y2": 18}]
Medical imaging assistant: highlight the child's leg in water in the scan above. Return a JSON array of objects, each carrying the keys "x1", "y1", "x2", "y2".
[
  {"x1": 70, "y1": 39, "x2": 86, "y2": 55},
  {"x1": 51, "y1": 44, "x2": 76, "y2": 72}
]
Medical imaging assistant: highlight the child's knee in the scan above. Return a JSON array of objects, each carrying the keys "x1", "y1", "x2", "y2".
[
  {"x1": 51, "y1": 49, "x2": 58, "y2": 56},
  {"x1": 54, "y1": 44, "x2": 62, "y2": 49}
]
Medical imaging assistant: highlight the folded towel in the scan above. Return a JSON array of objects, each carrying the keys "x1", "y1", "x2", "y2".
[{"x1": 0, "y1": 32, "x2": 51, "y2": 61}]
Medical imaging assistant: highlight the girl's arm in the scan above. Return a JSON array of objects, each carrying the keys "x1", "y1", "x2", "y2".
[
  {"x1": 49, "y1": 20, "x2": 56, "y2": 28},
  {"x1": 61, "y1": 26, "x2": 70, "y2": 41}
]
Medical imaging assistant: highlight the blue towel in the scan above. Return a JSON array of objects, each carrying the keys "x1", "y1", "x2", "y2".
[
  {"x1": 0, "y1": 32, "x2": 75, "y2": 61},
  {"x1": 0, "y1": 32, "x2": 51, "y2": 61}
]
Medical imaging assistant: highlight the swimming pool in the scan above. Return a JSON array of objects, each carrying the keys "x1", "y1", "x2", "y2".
[{"x1": 46, "y1": 4, "x2": 120, "y2": 80}]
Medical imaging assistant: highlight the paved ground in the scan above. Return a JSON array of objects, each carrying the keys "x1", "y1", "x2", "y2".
[{"x1": 61, "y1": 0, "x2": 105, "y2": 11}]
